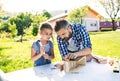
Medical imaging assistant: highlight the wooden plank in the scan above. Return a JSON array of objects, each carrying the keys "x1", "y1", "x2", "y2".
[{"x1": 63, "y1": 56, "x2": 86, "y2": 73}]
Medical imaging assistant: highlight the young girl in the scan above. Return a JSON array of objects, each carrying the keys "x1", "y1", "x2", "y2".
[{"x1": 31, "y1": 23, "x2": 54, "y2": 66}]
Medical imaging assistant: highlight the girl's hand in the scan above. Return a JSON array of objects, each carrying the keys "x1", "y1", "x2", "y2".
[
  {"x1": 43, "y1": 54, "x2": 49, "y2": 59},
  {"x1": 40, "y1": 47, "x2": 45, "y2": 56}
]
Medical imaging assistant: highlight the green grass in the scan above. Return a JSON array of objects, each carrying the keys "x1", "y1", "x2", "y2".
[
  {"x1": 89, "y1": 31, "x2": 120, "y2": 58},
  {"x1": 0, "y1": 31, "x2": 120, "y2": 73},
  {"x1": 0, "y1": 37, "x2": 61, "y2": 73},
  {"x1": 0, "y1": 38, "x2": 34, "y2": 72}
]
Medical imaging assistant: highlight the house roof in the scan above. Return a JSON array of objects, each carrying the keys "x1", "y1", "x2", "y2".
[
  {"x1": 87, "y1": 6, "x2": 103, "y2": 19},
  {"x1": 47, "y1": 12, "x2": 68, "y2": 22},
  {"x1": 47, "y1": 6, "x2": 104, "y2": 22}
]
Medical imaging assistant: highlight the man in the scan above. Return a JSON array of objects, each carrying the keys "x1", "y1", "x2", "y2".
[{"x1": 54, "y1": 19, "x2": 92, "y2": 61}]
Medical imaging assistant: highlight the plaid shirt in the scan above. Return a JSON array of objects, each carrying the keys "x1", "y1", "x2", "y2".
[{"x1": 57, "y1": 23, "x2": 92, "y2": 57}]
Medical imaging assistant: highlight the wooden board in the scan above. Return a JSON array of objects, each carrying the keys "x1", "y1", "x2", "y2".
[{"x1": 63, "y1": 56, "x2": 86, "y2": 73}]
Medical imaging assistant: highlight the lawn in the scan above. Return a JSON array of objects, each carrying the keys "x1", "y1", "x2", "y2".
[
  {"x1": 90, "y1": 31, "x2": 120, "y2": 58},
  {"x1": 0, "y1": 31, "x2": 120, "y2": 73}
]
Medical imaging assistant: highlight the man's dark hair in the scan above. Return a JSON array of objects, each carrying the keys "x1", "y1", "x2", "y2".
[
  {"x1": 39, "y1": 23, "x2": 53, "y2": 31},
  {"x1": 54, "y1": 19, "x2": 70, "y2": 32}
]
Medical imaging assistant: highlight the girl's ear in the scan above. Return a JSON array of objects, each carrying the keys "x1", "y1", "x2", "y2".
[{"x1": 39, "y1": 31, "x2": 42, "y2": 35}]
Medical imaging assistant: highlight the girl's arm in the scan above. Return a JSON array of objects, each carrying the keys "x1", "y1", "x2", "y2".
[
  {"x1": 31, "y1": 48, "x2": 44, "y2": 61},
  {"x1": 43, "y1": 48, "x2": 54, "y2": 60},
  {"x1": 49, "y1": 48, "x2": 54, "y2": 60}
]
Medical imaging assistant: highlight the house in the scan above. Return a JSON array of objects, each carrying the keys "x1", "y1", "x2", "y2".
[
  {"x1": 47, "y1": 6, "x2": 103, "y2": 31},
  {"x1": 47, "y1": 13, "x2": 68, "y2": 25}
]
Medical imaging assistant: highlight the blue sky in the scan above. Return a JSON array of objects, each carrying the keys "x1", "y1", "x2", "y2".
[{"x1": 1, "y1": 0, "x2": 91, "y2": 12}]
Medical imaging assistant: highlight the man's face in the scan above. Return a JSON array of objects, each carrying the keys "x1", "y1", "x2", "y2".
[{"x1": 56, "y1": 27, "x2": 72, "y2": 41}]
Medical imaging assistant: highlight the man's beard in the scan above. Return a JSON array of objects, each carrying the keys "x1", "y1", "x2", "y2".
[{"x1": 63, "y1": 31, "x2": 72, "y2": 41}]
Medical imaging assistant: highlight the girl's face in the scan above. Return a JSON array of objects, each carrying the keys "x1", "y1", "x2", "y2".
[{"x1": 40, "y1": 29, "x2": 52, "y2": 41}]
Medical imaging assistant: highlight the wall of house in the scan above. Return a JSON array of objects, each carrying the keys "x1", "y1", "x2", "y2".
[{"x1": 83, "y1": 18, "x2": 100, "y2": 31}]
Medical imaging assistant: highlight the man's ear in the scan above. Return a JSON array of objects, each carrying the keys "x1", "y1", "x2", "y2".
[{"x1": 67, "y1": 25, "x2": 72, "y2": 31}]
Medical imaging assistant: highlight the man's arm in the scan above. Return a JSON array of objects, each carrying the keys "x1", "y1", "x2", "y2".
[
  {"x1": 73, "y1": 24, "x2": 92, "y2": 61},
  {"x1": 67, "y1": 47, "x2": 92, "y2": 60},
  {"x1": 57, "y1": 36, "x2": 69, "y2": 60},
  {"x1": 76, "y1": 47, "x2": 92, "y2": 57}
]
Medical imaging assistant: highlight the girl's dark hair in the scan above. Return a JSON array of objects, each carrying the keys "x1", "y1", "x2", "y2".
[{"x1": 39, "y1": 23, "x2": 53, "y2": 31}]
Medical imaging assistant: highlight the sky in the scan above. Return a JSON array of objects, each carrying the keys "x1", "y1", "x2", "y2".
[
  {"x1": 1, "y1": 0, "x2": 90, "y2": 13},
  {"x1": 1, "y1": 0, "x2": 110, "y2": 18}
]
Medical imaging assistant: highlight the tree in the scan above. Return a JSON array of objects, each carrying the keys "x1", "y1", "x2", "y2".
[
  {"x1": 31, "y1": 14, "x2": 47, "y2": 36},
  {"x1": 41, "y1": 10, "x2": 52, "y2": 19},
  {"x1": 9, "y1": 24, "x2": 17, "y2": 38},
  {"x1": 67, "y1": 6, "x2": 88, "y2": 23},
  {"x1": 10, "y1": 13, "x2": 32, "y2": 42},
  {"x1": 0, "y1": 21, "x2": 10, "y2": 32},
  {"x1": 99, "y1": 0, "x2": 120, "y2": 31},
  {"x1": 32, "y1": 23, "x2": 39, "y2": 36},
  {"x1": 31, "y1": 14, "x2": 47, "y2": 24}
]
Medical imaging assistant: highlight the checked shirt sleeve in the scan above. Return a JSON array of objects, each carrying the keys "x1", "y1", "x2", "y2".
[
  {"x1": 79, "y1": 25, "x2": 92, "y2": 48},
  {"x1": 57, "y1": 37, "x2": 68, "y2": 57}
]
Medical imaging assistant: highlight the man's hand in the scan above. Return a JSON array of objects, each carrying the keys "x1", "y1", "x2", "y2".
[
  {"x1": 63, "y1": 55, "x2": 69, "y2": 61},
  {"x1": 63, "y1": 53, "x2": 78, "y2": 61},
  {"x1": 67, "y1": 53, "x2": 78, "y2": 60}
]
